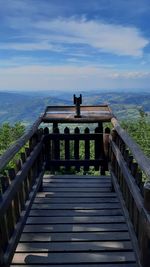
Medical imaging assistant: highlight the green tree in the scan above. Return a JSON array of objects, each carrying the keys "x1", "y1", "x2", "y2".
[{"x1": 0, "y1": 122, "x2": 25, "y2": 154}]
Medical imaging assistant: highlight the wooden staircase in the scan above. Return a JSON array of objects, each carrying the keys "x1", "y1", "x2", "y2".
[{"x1": 11, "y1": 175, "x2": 139, "y2": 266}]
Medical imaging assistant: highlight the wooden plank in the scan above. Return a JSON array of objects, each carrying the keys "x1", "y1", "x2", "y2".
[
  {"x1": 23, "y1": 223, "x2": 128, "y2": 233},
  {"x1": 26, "y1": 216, "x2": 125, "y2": 224},
  {"x1": 10, "y1": 264, "x2": 139, "y2": 267},
  {"x1": 43, "y1": 187, "x2": 111, "y2": 193},
  {"x1": 35, "y1": 193, "x2": 117, "y2": 199},
  {"x1": 29, "y1": 209, "x2": 122, "y2": 217},
  {"x1": 43, "y1": 174, "x2": 110, "y2": 178},
  {"x1": 43, "y1": 182, "x2": 111, "y2": 191},
  {"x1": 16, "y1": 240, "x2": 133, "y2": 252},
  {"x1": 34, "y1": 192, "x2": 114, "y2": 198},
  {"x1": 32, "y1": 197, "x2": 119, "y2": 204},
  {"x1": 12, "y1": 251, "x2": 136, "y2": 264},
  {"x1": 20, "y1": 231, "x2": 130, "y2": 242},
  {"x1": 43, "y1": 174, "x2": 111, "y2": 180},
  {"x1": 31, "y1": 202, "x2": 121, "y2": 210}
]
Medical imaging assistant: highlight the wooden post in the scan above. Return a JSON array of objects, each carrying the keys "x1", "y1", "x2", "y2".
[
  {"x1": 74, "y1": 127, "x2": 80, "y2": 172},
  {"x1": 140, "y1": 217, "x2": 150, "y2": 267},
  {"x1": 84, "y1": 127, "x2": 90, "y2": 173},
  {"x1": 95, "y1": 124, "x2": 103, "y2": 173},
  {"x1": 44, "y1": 127, "x2": 51, "y2": 171},
  {"x1": 74, "y1": 94, "x2": 82, "y2": 118},
  {"x1": 144, "y1": 181, "x2": 150, "y2": 212},
  {"x1": 64, "y1": 127, "x2": 70, "y2": 172}
]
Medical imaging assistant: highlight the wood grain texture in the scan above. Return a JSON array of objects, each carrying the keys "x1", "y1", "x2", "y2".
[{"x1": 11, "y1": 175, "x2": 138, "y2": 266}]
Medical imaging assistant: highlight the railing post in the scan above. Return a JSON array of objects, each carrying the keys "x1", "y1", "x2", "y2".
[{"x1": 139, "y1": 181, "x2": 150, "y2": 267}]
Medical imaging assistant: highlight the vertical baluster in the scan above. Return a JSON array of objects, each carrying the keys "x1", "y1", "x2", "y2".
[
  {"x1": 0, "y1": 176, "x2": 9, "y2": 254},
  {"x1": 8, "y1": 169, "x2": 20, "y2": 222},
  {"x1": 25, "y1": 147, "x2": 32, "y2": 190},
  {"x1": 84, "y1": 127, "x2": 90, "y2": 173},
  {"x1": 0, "y1": 213, "x2": 8, "y2": 258},
  {"x1": 0, "y1": 217, "x2": 4, "y2": 266},
  {"x1": 29, "y1": 134, "x2": 38, "y2": 186},
  {"x1": 44, "y1": 127, "x2": 51, "y2": 171},
  {"x1": 144, "y1": 181, "x2": 150, "y2": 212},
  {"x1": 139, "y1": 189, "x2": 150, "y2": 265},
  {"x1": 15, "y1": 159, "x2": 25, "y2": 211},
  {"x1": 127, "y1": 155, "x2": 133, "y2": 170},
  {"x1": 37, "y1": 128, "x2": 44, "y2": 191},
  {"x1": 20, "y1": 152, "x2": 28, "y2": 201},
  {"x1": 74, "y1": 127, "x2": 80, "y2": 172},
  {"x1": 64, "y1": 127, "x2": 70, "y2": 172},
  {"x1": 53, "y1": 127, "x2": 60, "y2": 172},
  {"x1": 95, "y1": 125, "x2": 103, "y2": 173}
]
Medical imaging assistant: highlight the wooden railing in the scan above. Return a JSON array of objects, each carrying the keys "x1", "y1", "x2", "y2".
[
  {"x1": 43, "y1": 125, "x2": 107, "y2": 174},
  {"x1": 0, "y1": 117, "x2": 45, "y2": 267},
  {"x1": 109, "y1": 117, "x2": 150, "y2": 267},
  {"x1": 0, "y1": 113, "x2": 150, "y2": 267}
]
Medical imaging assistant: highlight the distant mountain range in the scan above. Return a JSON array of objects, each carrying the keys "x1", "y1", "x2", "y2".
[{"x1": 0, "y1": 90, "x2": 150, "y2": 126}]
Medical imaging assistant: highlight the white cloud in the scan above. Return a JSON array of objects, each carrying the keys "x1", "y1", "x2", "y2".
[
  {"x1": 34, "y1": 18, "x2": 148, "y2": 57},
  {"x1": 1, "y1": 17, "x2": 148, "y2": 57},
  {"x1": 0, "y1": 64, "x2": 150, "y2": 91}
]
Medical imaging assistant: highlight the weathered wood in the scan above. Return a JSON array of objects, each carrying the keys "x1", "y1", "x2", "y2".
[
  {"x1": 84, "y1": 127, "x2": 90, "y2": 172},
  {"x1": 64, "y1": 127, "x2": 70, "y2": 172},
  {"x1": 110, "y1": 169, "x2": 141, "y2": 266},
  {"x1": 3, "y1": 164, "x2": 45, "y2": 266},
  {"x1": 32, "y1": 197, "x2": 118, "y2": 204},
  {"x1": 31, "y1": 202, "x2": 120, "y2": 210},
  {"x1": 20, "y1": 231, "x2": 129, "y2": 241},
  {"x1": 12, "y1": 251, "x2": 136, "y2": 264},
  {"x1": 8, "y1": 169, "x2": 20, "y2": 223},
  {"x1": 0, "y1": 141, "x2": 43, "y2": 216},
  {"x1": 29, "y1": 208, "x2": 122, "y2": 217},
  {"x1": 43, "y1": 127, "x2": 51, "y2": 170},
  {"x1": 111, "y1": 117, "x2": 150, "y2": 180},
  {"x1": 74, "y1": 127, "x2": 80, "y2": 172},
  {"x1": 48, "y1": 132, "x2": 105, "y2": 140},
  {"x1": 10, "y1": 264, "x2": 138, "y2": 267},
  {"x1": 144, "y1": 181, "x2": 150, "y2": 212},
  {"x1": 110, "y1": 136, "x2": 150, "y2": 267},
  {"x1": 95, "y1": 125, "x2": 102, "y2": 171},
  {"x1": 23, "y1": 222, "x2": 128, "y2": 233},
  {"x1": 16, "y1": 240, "x2": 133, "y2": 252},
  {"x1": 110, "y1": 140, "x2": 148, "y2": 218}
]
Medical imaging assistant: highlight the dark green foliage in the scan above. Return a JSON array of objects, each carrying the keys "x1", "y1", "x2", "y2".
[
  {"x1": 0, "y1": 122, "x2": 25, "y2": 154},
  {"x1": 121, "y1": 109, "x2": 150, "y2": 157}
]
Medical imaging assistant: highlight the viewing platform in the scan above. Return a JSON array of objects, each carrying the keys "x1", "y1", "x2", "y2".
[{"x1": 0, "y1": 95, "x2": 150, "y2": 267}]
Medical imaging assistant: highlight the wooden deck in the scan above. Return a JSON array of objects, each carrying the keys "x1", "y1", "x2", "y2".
[{"x1": 11, "y1": 175, "x2": 139, "y2": 267}]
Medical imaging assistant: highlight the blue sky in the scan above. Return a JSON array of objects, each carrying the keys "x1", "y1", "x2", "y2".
[{"x1": 0, "y1": 0, "x2": 150, "y2": 91}]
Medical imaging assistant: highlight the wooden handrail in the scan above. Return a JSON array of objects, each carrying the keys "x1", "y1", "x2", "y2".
[
  {"x1": 111, "y1": 117, "x2": 150, "y2": 180},
  {"x1": 0, "y1": 116, "x2": 43, "y2": 171}
]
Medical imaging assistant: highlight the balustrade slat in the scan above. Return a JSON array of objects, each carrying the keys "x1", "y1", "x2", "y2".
[
  {"x1": 84, "y1": 127, "x2": 90, "y2": 172},
  {"x1": 64, "y1": 127, "x2": 70, "y2": 172},
  {"x1": 8, "y1": 169, "x2": 20, "y2": 222},
  {"x1": 74, "y1": 127, "x2": 80, "y2": 172}
]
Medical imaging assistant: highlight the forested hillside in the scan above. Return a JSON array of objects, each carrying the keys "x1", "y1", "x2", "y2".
[{"x1": 0, "y1": 91, "x2": 150, "y2": 126}]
